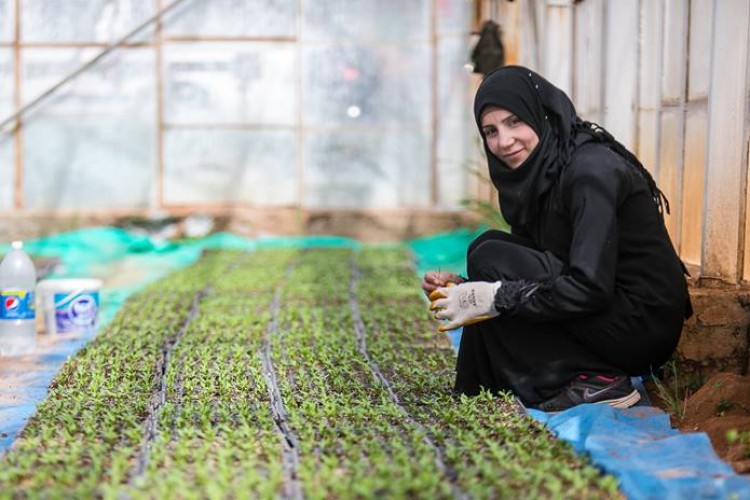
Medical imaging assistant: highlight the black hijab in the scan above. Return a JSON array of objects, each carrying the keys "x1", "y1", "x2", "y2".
[
  {"x1": 474, "y1": 65, "x2": 667, "y2": 229},
  {"x1": 473, "y1": 66, "x2": 585, "y2": 228}
]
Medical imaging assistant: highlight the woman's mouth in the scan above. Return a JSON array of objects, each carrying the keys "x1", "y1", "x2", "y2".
[{"x1": 504, "y1": 150, "x2": 523, "y2": 161}]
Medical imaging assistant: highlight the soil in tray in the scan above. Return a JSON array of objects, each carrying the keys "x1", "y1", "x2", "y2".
[{"x1": 645, "y1": 372, "x2": 750, "y2": 475}]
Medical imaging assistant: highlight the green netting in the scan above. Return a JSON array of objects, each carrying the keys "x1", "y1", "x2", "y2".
[
  {"x1": 407, "y1": 226, "x2": 487, "y2": 277},
  {"x1": 3, "y1": 226, "x2": 477, "y2": 281},
  {"x1": 1, "y1": 226, "x2": 484, "y2": 329},
  {"x1": 1, "y1": 228, "x2": 369, "y2": 328},
  {"x1": 0, "y1": 227, "x2": 483, "y2": 340},
  {"x1": 1, "y1": 226, "x2": 486, "y2": 333}
]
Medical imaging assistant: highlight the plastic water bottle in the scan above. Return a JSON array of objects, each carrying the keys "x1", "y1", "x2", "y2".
[{"x1": 0, "y1": 241, "x2": 37, "y2": 356}]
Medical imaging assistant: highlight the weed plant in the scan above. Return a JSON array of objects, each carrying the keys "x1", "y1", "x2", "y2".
[{"x1": 649, "y1": 359, "x2": 702, "y2": 421}]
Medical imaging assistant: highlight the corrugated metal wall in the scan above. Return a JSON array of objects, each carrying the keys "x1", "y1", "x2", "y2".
[{"x1": 484, "y1": 0, "x2": 750, "y2": 284}]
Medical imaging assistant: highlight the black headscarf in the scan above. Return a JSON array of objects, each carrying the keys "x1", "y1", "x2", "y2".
[
  {"x1": 473, "y1": 65, "x2": 667, "y2": 229},
  {"x1": 473, "y1": 66, "x2": 584, "y2": 228}
]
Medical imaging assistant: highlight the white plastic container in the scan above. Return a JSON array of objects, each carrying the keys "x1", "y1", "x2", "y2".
[
  {"x1": 37, "y1": 279, "x2": 102, "y2": 337},
  {"x1": 0, "y1": 241, "x2": 37, "y2": 356}
]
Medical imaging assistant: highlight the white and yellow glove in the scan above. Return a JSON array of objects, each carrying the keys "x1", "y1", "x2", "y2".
[{"x1": 429, "y1": 281, "x2": 502, "y2": 332}]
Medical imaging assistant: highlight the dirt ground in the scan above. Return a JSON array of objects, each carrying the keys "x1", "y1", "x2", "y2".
[{"x1": 645, "y1": 372, "x2": 750, "y2": 475}]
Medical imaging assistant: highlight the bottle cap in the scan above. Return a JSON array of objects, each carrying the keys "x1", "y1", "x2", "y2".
[{"x1": 11, "y1": 241, "x2": 23, "y2": 250}]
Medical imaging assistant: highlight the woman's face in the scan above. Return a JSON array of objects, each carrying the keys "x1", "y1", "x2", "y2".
[{"x1": 480, "y1": 106, "x2": 540, "y2": 169}]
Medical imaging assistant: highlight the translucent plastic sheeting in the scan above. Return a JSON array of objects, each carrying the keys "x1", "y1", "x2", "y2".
[
  {"x1": 304, "y1": 130, "x2": 432, "y2": 208},
  {"x1": 302, "y1": 0, "x2": 429, "y2": 42},
  {"x1": 0, "y1": 46, "x2": 13, "y2": 212},
  {"x1": 21, "y1": 0, "x2": 155, "y2": 44},
  {"x1": 21, "y1": 48, "x2": 156, "y2": 210},
  {"x1": 163, "y1": 129, "x2": 297, "y2": 205},
  {"x1": 303, "y1": 44, "x2": 430, "y2": 126},
  {"x1": 0, "y1": 47, "x2": 12, "y2": 118},
  {"x1": 435, "y1": 36, "x2": 475, "y2": 207},
  {"x1": 163, "y1": 43, "x2": 297, "y2": 126},
  {"x1": 0, "y1": 132, "x2": 12, "y2": 212},
  {"x1": 163, "y1": 0, "x2": 297, "y2": 39},
  {"x1": 0, "y1": 0, "x2": 13, "y2": 43}
]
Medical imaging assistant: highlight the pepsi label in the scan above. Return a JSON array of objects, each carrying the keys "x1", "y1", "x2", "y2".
[{"x1": 0, "y1": 289, "x2": 36, "y2": 320}]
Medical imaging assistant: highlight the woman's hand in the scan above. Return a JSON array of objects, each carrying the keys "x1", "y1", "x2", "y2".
[
  {"x1": 429, "y1": 281, "x2": 502, "y2": 332},
  {"x1": 421, "y1": 271, "x2": 465, "y2": 297}
]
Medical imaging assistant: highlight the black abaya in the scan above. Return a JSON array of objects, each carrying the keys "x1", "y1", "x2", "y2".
[{"x1": 454, "y1": 67, "x2": 690, "y2": 405}]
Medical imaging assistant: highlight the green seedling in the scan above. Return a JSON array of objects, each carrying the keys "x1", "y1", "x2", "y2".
[{"x1": 0, "y1": 247, "x2": 620, "y2": 499}]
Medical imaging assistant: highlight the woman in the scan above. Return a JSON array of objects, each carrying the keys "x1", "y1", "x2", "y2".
[{"x1": 423, "y1": 66, "x2": 691, "y2": 412}]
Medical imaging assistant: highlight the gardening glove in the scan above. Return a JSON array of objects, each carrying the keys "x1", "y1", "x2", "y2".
[{"x1": 429, "y1": 281, "x2": 501, "y2": 332}]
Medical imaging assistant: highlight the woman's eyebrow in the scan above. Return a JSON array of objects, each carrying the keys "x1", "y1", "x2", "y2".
[{"x1": 501, "y1": 114, "x2": 518, "y2": 125}]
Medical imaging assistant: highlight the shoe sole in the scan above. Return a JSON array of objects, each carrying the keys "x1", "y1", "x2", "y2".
[
  {"x1": 599, "y1": 389, "x2": 641, "y2": 409},
  {"x1": 541, "y1": 389, "x2": 642, "y2": 414}
]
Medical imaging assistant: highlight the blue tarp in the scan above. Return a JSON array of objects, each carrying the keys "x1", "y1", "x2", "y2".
[{"x1": 529, "y1": 405, "x2": 750, "y2": 499}]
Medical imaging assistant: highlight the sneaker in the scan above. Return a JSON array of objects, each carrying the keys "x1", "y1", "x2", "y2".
[{"x1": 534, "y1": 374, "x2": 641, "y2": 412}]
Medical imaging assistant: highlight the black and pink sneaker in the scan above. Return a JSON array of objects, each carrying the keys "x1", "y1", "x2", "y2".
[{"x1": 534, "y1": 374, "x2": 641, "y2": 413}]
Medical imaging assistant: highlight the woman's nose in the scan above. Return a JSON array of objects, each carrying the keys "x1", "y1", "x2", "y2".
[{"x1": 498, "y1": 130, "x2": 514, "y2": 148}]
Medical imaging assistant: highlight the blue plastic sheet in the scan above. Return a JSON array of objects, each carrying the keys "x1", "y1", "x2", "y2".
[{"x1": 529, "y1": 404, "x2": 750, "y2": 499}]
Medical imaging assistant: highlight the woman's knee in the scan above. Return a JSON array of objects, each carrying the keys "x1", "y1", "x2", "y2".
[
  {"x1": 467, "y1": 238, "x2": 555, "y2": 281},
  {"x1": 467, "y1": 240, "x2": 497, "y2": 280},
  {"x1": 466, "y1": 229, "x2": 512, "y2": 256}
]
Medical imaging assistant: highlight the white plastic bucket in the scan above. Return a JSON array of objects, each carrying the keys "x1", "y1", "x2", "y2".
[{"x1": 37, "y1": 279, "x2": 102, "y2": 336}]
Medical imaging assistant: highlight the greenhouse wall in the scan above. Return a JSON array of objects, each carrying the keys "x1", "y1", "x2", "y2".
[
  {"x1": 482, "y1": 0, "x2": 750, "y2": 285},
  {"x1": 5, "y1": 0, "x2": 750, "y2": 283},
  {"x1": 0, "y1": 0, "x2": 477, "y2": 239},
  {"x1": 473, "y1": 0, "x2": 750, "y2": 383}
]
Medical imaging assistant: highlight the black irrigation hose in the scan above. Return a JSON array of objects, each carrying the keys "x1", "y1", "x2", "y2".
[
  {"x1": 167, "y1": 352, "x2": 187, "y2": 436},
  {"x1": 128, "y1": 287, "x2": 209, "y2": 484},
  {"x1": 348, "y1": 258, "x2": 469, "y2": 500},
  {"x1": 260, "y1": 279, "x2": 303, "y2": 500}
]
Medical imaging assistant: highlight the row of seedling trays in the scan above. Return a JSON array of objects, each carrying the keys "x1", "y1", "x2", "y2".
[{"x1": 0, "y1": 247, "x2": 619, "y2": 498}]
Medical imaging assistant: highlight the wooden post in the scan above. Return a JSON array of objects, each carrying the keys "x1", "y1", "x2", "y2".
[
  {"x1": 636, "y1": 0, "x2": 663, "y2": 190},
  {"x1": 543, "y1": 0, "x2": 574, "y2": 95},
  {"x1": 703, "y1": 0, "x2": 750, "y2": 282},
  {"x1": 658, "y1": 0, "x2": 689, "y2": 244},
  {"x1": 572, "y1": 0, "x2": 604, "y2": 124},
  {"x1": 602, "y1": 0, "x2": 638, "y2": 150},
  {"x1": 681, "y1": 0, "x2": 713, "y2": 268}
]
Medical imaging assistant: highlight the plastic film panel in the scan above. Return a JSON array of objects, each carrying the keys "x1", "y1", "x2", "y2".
[{"x1": 163, "y1": 128, "x2": 297, "y2": 206}]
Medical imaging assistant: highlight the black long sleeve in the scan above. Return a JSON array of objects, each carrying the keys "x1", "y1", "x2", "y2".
[{"x1": 495, "y1": 144, "x2": 685, "y2": 322}]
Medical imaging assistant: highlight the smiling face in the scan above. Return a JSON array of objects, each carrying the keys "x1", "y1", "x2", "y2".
[{"x1": 480, "y1": 106, "x2": 540, "y2": 169}]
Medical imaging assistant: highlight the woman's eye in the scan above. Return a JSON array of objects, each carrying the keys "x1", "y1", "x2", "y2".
[
  {"x1": 484, "y1": 128, "x2": 497, "y2": 137},
  {"x1": 508, "y1": 117, "x2": 521, "y2": 127}
]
